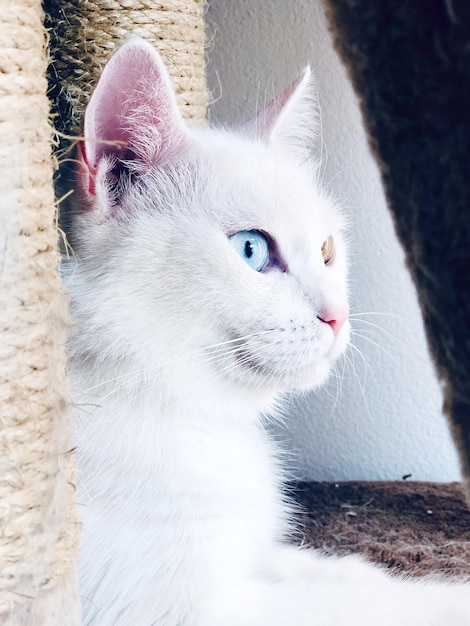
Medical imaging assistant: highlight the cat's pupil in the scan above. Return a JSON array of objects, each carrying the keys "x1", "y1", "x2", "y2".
[{"x1": 229, "y1": 230, "x2": 269, "y2": 272}]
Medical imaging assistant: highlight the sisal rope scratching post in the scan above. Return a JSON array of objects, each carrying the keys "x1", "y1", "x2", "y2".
[{"x1": 0, "y1": 1, "x2": 80, "y2": 624}]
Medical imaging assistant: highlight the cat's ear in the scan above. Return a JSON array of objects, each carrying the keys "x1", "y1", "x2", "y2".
[
  {"x1": 245, "y1": 68, "x2": 316, "y2": 160},
  {"x1": 80, "y1": 37, "x2": 189, "y2": 196}
]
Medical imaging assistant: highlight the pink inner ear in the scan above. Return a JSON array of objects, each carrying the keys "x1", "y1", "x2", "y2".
[
  {"x1": 77, "y1": 140, "x2": 97, "y2": 196},
  {"x1": 250, "y1": 75, "x2": 305, "y2": 140},
  {"x1": 83, "y1": 38, "x2": 188, "y2": 170}
]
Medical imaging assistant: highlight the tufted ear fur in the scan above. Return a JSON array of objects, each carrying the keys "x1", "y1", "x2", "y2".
[
  {"x1": 244, "y1": 68, "x2": 316, "y2": 161},
  {"x1": 79, "y1": 37, "x2": 190, "y2": 197}
]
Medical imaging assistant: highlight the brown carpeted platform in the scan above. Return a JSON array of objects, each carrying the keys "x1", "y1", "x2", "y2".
[{"x1": 292, "y1": 481, "x2": 470, "y2": 579}]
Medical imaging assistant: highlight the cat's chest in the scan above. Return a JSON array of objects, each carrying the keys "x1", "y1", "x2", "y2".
[{"x1": 76, "y1": 394, "x2": 287, "y2": 617}]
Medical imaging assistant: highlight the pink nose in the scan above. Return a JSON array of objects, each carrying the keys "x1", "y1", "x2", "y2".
[{"x1": 318, "y1": 306, "x2": 349, "y2": 336}]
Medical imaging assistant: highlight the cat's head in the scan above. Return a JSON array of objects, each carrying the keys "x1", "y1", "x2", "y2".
[{"x1": 69, "y1": 37, "x2": 349, "y2": 402}]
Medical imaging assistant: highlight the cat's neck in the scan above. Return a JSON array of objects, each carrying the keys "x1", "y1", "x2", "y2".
[
  {"x1": 70, "y1": 351, "x2": 278, "y2": 434},
  {"x1": 72, "y1": 353, "x2": 286, "y2": 538}
]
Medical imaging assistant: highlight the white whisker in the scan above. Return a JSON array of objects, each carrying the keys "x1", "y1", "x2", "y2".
[
  {"x1": 351, "y1": 331, "x2": 401, "y2": 367},
  {"x1": 349, "y1": 310, "x2": 410, "y2": 322},
  {"x1": 348, "y1": 341, "x2": 376, "y2": 385},
  {"x1": 342, "y1": 351, "x2": 373, "y2": 421}
]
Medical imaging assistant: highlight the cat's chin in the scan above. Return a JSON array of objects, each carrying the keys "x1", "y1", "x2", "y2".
[{"x1": 286, "y1": 357, "x2": 334, "y2": 393}]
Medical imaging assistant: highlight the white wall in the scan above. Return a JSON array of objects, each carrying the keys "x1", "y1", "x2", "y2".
[{"x1": 205, "y1": 0, "x2": 462, "y2": 482}]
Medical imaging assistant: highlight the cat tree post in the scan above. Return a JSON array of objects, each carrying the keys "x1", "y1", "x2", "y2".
[
  {"x1": 0, "y1": 1, "x2": 80, "y2": 623},
  {"x1": 0, "y1": 0, "x2": 207, "y2": 623}
]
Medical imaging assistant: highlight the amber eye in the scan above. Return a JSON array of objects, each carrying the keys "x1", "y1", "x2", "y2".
[{"x1": 321, "y1": 236, "x2": 334, "y2": 264}]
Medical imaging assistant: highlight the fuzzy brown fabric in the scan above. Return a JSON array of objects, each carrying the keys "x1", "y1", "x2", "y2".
[
  {"x1": 292, "y1": 481, "x2": 470, "y2": 579},
  {"x1": 323, "y1": 1, "x2": 470, "y2": 499}
]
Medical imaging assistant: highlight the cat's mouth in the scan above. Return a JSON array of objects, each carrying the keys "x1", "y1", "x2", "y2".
[
  {"x1": 231, "y1": 345, "x2": 331, "y2": 392},
  {"x1": 226, "y1": 326, "x2": 349, "y2": 392}
]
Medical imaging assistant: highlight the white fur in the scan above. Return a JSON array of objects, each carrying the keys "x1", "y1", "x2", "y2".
[{"x1": 64, "y1": 38, "x2": 470, "y2": 625}]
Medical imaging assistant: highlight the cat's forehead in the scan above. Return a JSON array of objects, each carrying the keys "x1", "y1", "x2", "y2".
[{"x1": 198, "y1": 128, "x2": 342, "y2": 244}]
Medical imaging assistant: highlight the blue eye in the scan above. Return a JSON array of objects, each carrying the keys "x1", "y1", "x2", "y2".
[{"x1": 229, "y1": 230, "x2": 269, "y2": 272}]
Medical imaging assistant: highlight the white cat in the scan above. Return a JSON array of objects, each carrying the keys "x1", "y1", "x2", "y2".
[{"x1": 64, "y1": 37, "x2": 470, "y2": 625}]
